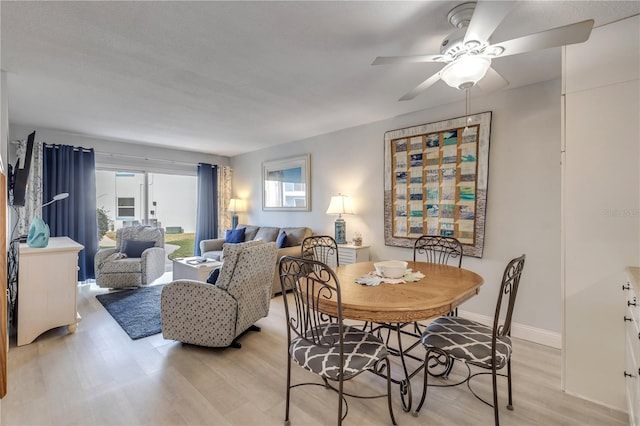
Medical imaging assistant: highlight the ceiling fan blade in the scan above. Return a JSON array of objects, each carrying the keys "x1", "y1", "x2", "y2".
[
  {"x1": 464, "y1": 0, "x2": 515, "y2": 45},
  {"x1": 491, "y1": 19, "x2": 594, "y2": 58},
  {"x1": 372, "y1": 54, "x2": 442, "y2": 66},
  {"x1": 476, "y1": 66, "x2": 509, "y2": 92},
  {"x1": 399, "y1": 72, "x2": 442, "y2": 101}
]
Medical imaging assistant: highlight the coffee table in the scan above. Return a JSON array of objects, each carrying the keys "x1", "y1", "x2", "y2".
[{"x1": 172, "y1": 257, "x2": 222, "y2": 281}]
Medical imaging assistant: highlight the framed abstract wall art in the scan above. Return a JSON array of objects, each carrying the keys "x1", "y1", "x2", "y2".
[
  {"x1": 383, "y1": 112, "x2": 492, "y2": 257},
  {"x1": 262, "y1": 154, "x2": 311, "y2": 211}
]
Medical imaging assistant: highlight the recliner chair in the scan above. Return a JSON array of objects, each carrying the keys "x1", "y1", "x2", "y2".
[
  {"x1": 94, "y1": 225, "x2": 166, "y2": 289},
  {"x1": 160, "y1": 240, "x2": 278, "y2": 348}
]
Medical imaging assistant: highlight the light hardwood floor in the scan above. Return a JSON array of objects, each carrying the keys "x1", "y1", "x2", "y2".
[{"x1": 1, "y1": 280, "x2": 629, "y2": 426}]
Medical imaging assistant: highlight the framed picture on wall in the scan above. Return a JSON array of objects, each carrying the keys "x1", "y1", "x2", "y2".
[{"x1": 262, "y1": 154, "x2": 311, "y2": 211}]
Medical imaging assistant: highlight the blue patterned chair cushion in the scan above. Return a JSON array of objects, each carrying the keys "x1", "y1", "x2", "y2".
[
  {"x1": 122, "y1": 239, "x2": 156, "y2": 258},
  {"x1": 421, "y1": 316, "x2": 512, "y2": 369},
  {"x1": 290, "y1": 324, "x2": 388, "y2": 380}
]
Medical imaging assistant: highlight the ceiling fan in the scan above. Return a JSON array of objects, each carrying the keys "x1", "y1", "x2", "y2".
[{"x1": 373, "y1": 1, "x2": 594, "y2": 101}]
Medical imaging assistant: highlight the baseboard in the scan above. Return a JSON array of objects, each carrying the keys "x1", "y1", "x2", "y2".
[
  {"x1": 458, "y1": 309, "x2": 562, "y2": 349},
  {"x1": 563, "y1": 388, "x2": 628, "y2": 415}
]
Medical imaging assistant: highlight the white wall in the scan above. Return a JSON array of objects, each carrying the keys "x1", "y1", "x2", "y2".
[
  {"x1": 562, "y1": 15, "x2": 640, "y2": 411},
  {"x1": 232, "y1": 79, "x2": 562, "y2": 336}
]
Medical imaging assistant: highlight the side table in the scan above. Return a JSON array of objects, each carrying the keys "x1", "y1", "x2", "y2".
[
  {"x1": 173, "y1": 257, "x2": 222, "y2": 281},
  {"x1": 338, "y1": 244, "x2": 370, "y2": 265}
]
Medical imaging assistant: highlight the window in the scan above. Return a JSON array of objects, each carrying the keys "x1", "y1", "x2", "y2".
[
  {"x1": 96, "y1": 169, "x2": 198, "y2": 259},
  {"x1": 117, "y1": 197, "x2": 135, "y2": 219}
]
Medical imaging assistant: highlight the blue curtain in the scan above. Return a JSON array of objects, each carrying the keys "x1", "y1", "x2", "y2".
[
  {"x1": 194, "y1": 163, "x2": 218, "y2": 256},
  {"x1": 42, "y1": 144, "x2": 98, "y2": 281}
]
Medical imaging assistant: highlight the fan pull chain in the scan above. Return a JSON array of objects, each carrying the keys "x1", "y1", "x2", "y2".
[{"x1": 463, "y1": 88, "x2": 472, "y2": 135}]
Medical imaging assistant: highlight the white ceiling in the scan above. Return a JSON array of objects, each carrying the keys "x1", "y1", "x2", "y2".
[{"x1": 2, "y1": 1, "x2": 638, "y2": 157}]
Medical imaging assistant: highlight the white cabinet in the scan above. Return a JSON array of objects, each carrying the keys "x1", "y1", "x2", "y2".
[
  {"x1": 338, "y1": 244, "x2": 370, "y2": 265},
  {"x1": 562, "y1": 16, "x2": 639, "y2": 409},
  {"x1": 625, "y1": 267, "x2": 640, "y2": 426},
  {"x1": 18, "y1": 237, "x2": 84, "y2": 346}
]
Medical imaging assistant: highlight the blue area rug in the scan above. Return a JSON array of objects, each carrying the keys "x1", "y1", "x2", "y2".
[{"x1": 96, "y1": 285, "x2": 163, "y2": 340}]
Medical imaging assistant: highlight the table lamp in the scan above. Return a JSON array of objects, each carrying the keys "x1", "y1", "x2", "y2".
[
  {"x1": 27, "y1": 192, "x2": 69, "y2": 248},
  {"x1": 326, "y1": 194, "x2": 354, "y2": 244},
  {"x1": 228, "y1": 198, "x2": 245, "y2": 230}
]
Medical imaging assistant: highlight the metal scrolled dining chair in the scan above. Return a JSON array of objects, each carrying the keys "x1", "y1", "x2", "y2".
[
  {"x1": 411, "y1": 235, "x2": 465, "y2": 345},
  {"x1": 413, "y1": 254, "x2": 526, "y2": 426},
  {"x1": 301, "y1": 235, "x2": 339, "y2": 267},
  {"x1": 278, "y1": 256, "x2": 396, "y2": 426},
  {"x1": 413, "y1": 235, "x2": 463, "y2": 266},
  {"x1": 414, "y1": 235, "x2": 463, "y2": 318}
]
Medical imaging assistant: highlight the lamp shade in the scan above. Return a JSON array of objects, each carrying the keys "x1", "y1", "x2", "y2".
[
  {"x1": 228, "y1": 198, "x2": 245, "y2": 213},
  {"x1": 326, "y1": 195, "x2": 354, "y2": 216},
  {"x1": 440, "y1": 56, "x2": 491, "y2": 90}
]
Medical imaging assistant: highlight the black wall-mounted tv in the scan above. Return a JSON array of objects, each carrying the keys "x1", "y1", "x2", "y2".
[{"x1": 9, "y1": 131, "x2": 35, "y2": 207}]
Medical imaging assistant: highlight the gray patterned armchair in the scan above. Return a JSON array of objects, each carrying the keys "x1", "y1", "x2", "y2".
[
  {"x1": 161, "y1": 240, "x2": 277, "y2": 348},
  {"x1": 94, "y1": 225, "x2": 166, "y2": 289}
]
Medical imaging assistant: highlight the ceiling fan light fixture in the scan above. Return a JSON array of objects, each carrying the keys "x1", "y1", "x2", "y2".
[{"x1": 440, "y1": 55, "x2": 492, "y2": 89}]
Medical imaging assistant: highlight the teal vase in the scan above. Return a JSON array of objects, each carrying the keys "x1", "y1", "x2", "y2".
[{"x1": 27, "y1": 217, "x2": 50, "y2": 248}]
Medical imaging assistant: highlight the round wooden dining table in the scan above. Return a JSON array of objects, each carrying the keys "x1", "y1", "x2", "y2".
[
  {"x1": 314, "y1": 260, "x2": 484, "y2": 412},
  {"x1": 317, "y1": 260, "x2": 484, "y2": 323}
]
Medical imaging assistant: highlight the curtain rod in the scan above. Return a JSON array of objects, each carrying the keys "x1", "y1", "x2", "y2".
[
  {"x1": 94, "y1": 150, "x2": 215, "y2": 168},
  {"x1": 43, "y1": 143, "x2": 93, "y2": 153}
]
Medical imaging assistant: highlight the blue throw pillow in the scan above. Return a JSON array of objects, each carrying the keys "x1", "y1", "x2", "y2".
[
  {"x1": 122, "y1": 240, "x2": 156, "y2": 258},
  {"x1": 206, "y1": 267, "x2": 221, "y2": 285},
  {"x1": 225, "y1": 227, "x2": 246, "y2": 244},
  {"x1": 276, "y1": 230, "x2": 288, "y2": 248}
]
